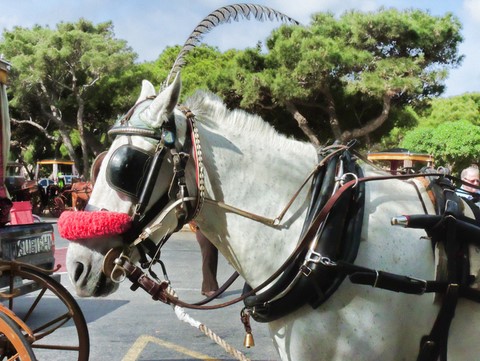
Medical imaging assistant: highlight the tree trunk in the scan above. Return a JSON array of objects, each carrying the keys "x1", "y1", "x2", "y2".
[
  {"x1": 38, "y1": 83, "x2": 80, "y2": 167},
  {"x1": 76, "y1": 96, "x2": 90, "y2": 179},
  {"x1": 340, "y1": 93, "x2": 392, "y2": 142},
  {"x1": 323, "y1": 89, "x2": 342, "y2": 141},
  {"x1": 285, "y1": 101, "x2": 321, "y2": 148}
]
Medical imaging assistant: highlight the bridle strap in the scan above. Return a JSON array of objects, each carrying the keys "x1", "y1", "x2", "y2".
[
  {"x1": 133, "y1": 145, "x2": 168, "y2": 223},
  {"x1": 108, "y1": 126, "x2": 162, "y2": 140}
]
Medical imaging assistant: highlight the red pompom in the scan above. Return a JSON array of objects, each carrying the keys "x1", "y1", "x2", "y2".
[{"x1": 58, "y1": 211, "x2": 132, "y2": 241}]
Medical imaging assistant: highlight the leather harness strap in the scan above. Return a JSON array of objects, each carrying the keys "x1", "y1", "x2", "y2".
[
  {"x1": 115, "y1": 146, "x2": 480, "y2": 361},
  {"x1": 120, "y1": 166, "x2": 460, "y2": 310}
]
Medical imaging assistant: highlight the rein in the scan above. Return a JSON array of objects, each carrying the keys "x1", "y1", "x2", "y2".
[
  {"x1": 114, "y1": 164, "x2": 456, "y2": 310},
  {"x1": 105, "y1": 102, "x2": 470, "y2": 309}
]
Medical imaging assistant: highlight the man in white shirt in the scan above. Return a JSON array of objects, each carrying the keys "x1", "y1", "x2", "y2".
[{"x1": 456, "y1": 166, "x2": 480, "y2": 207}]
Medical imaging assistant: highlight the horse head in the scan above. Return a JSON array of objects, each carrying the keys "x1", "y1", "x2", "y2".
[{"x1": 61, "y1": 74, "x2": 191, "y2": 297}]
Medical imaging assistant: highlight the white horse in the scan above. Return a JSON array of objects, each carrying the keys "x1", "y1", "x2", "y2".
[{"x1": 63, "y1": 74, "x2": 480, "y2": 361}]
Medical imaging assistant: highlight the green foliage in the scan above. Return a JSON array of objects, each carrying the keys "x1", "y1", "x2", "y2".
[
  {"x1": 418, "y1": 93, "x2": 480, "y2": 127},
  {"x1": 0, "y1": 9, "x2": 469, "y2": 173},
  {"x1": 0, "y1": 19, "x2": 138, "y2": 173},
  {"x1": 227, "y1": 9, "x2": 463, "y2": 143},
  {"x1": 401, "y1": 120, "x2": 480, "y2": 172},
  {"x1": 396, "y1": 93, "x2": 480, "y2": 173}
]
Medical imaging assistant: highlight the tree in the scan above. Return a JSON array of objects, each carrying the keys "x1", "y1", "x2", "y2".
[
  {"x1": 0, "y1": 19, "x2": 137, "y2": 177},
  {"x1": 401, "y1": 120, "x2": 480, "y2": 172},
  {"x1": 220, "y1": 9, "x2": 463, "y2": 147},
  {"x1": 399, "y1": 93, "x2": 480, "y2": 173},
  {"x1": 416, "y1": 93, "x2": 480, "y2": 127}
]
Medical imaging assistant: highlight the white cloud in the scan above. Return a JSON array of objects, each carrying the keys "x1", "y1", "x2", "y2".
[{"x1": 464, "y1": 0, "x2": 480, "y2": 22}]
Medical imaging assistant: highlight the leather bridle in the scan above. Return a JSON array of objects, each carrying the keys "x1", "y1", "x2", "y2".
[{"x1": 106, "y1": 103, "x2": 201, "y2": 241}]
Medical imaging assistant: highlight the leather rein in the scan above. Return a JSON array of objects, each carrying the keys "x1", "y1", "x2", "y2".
[{"x1": 105, "y1": 110, "x2": 454, "y2": 311}]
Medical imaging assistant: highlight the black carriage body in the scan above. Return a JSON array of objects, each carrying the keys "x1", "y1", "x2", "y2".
[{"x1": 0, "y1": 222, "x2": 56, "y2": 290}]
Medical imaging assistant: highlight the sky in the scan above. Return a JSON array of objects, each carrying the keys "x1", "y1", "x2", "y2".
[{"x1": 1, "y1": 0, "x2": 479, "y2": 97}]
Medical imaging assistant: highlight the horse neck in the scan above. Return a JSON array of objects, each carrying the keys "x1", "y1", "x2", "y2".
[{"x1": 190, "y1": 117, "x2": 318, "y2": 286}]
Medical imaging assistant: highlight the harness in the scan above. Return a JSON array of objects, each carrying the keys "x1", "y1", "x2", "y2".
[
  {"x1": 242, "y1": 145, "x2": 366, "y2": 322},
  {"x1": 75, "y1": 101, "x2": 480, "y2": 361}
]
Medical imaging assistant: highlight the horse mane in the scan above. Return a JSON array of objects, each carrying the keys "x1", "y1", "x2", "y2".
[{"x1": 185, "y1": 90, "x2": 313, "y2": 151}]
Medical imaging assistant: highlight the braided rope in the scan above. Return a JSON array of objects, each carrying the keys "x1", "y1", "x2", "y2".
[
  {"x1": 167, "y1": 286, "x2": 251, "y2": 361},
  {"x1": 199, "y1": 324, "x2": 251, "y2": 361}
]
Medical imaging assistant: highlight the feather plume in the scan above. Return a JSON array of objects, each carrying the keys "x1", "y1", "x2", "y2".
[{"x1": 164, "y1": 3, "x2": 300, "y2": 87}]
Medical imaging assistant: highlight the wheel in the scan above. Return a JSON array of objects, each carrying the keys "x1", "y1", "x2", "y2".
[
  {"x1": 48, "y1": 197, "x2": 65, "y2": 218},
  {"x1": 0, "y1": 262, "x2": 89, "y2": 361},
  {"x1": 0, "y1": 311, "x2": 36, "y2": 360}
]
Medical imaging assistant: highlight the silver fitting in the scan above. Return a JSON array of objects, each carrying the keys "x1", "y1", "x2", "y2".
[{"x1": 391, "y1": 215, "x2": 408, "y2": 227}]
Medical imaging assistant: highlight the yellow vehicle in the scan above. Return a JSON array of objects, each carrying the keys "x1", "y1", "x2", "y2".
[{"x1": 34, "y1": 159, "x2": 79, "y2": 186}]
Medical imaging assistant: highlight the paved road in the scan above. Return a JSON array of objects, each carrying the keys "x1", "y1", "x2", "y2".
[{"x1": 47, "y1": 217, "x2": 278, "y2": 361}]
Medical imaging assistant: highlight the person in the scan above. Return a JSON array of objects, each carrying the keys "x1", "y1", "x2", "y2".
[
  {"x1": 57, "y1": 172, "x2": 65, "y2": 188},
  {"x1": 191, "y1": 222, "x2": 219, "y2": 297},
  {"x1": 456, "y1": 165, "x2": 480, "y2": 207}
]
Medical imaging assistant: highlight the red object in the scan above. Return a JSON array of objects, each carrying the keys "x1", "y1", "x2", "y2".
[
  {"x1": 10, "y1": 201, "x2": 34, "y2": 224},
  {"x1": 58, "y1": 211, "x2": 132, "y2": 241}
]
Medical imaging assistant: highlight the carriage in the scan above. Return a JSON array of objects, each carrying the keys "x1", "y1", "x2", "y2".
[
  {"x1": 31, "y1": 159, "x2": 92, "y2": 217},
  {"x1": 1, "y1": 57, "x2": 90, "y2": 360},
  {"x1": 4, "y1": 159, "x2": 92, "y2": 217}
]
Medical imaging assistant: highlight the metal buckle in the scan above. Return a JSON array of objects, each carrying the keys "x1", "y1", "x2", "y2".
[
  {"x1": 301, "y1": 250, "x2": 336, "y2": 276},
  {"x1": 340, "y1": 172, "x2": 359, "y2": 188},
  {"x1": 408, "y1": 276, "x2": 428, "y2": 295}
]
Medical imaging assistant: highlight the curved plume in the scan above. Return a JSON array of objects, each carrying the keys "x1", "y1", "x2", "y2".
[{"x1": 164, "y1": 3, "x2": 300, "y2": 88}]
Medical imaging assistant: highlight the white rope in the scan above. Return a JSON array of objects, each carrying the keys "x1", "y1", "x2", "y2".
[
  {"x1": 174, "y1": 305, "x2": 201, "y2": 328},
  {"x1": 167, "y1": 286, "x2": 251, "y2": 361}
]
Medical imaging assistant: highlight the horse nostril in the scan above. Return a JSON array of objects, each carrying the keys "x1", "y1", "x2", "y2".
[{"x1": 73, "y1": 262, "x2": 85, "y2": 283}]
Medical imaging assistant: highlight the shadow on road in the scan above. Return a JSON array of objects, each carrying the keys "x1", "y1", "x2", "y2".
[{"x1": 73, "y1": 298, "x2": 130, "y2": 323}]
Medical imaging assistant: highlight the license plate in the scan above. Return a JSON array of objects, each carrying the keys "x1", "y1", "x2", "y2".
[{"x1": 11, "y1": 234, "x2": 52, "y2": 258}]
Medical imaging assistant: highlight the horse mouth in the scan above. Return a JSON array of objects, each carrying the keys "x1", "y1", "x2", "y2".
[
  {"x1": 72, "y1": 261, "x2": 117, "y2": 297},
  {"x1": 92, "y1": 272, "x2": 118, "y2": 297}
]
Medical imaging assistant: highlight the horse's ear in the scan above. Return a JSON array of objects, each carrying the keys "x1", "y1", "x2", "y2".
[
  {"x1": 164, "y1": 72, "x2": 181, "y2": 114},
  {"x1": 135, "y1": 80, "x2": 156, "y2": 105},
  {"x1": 140, "y1": 73, "x2": 181, "y2": 128}
]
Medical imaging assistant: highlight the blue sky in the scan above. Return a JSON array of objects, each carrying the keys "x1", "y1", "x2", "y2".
[{"x1": 1, "y1": 0, "x2": 479, "y2": 97}]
